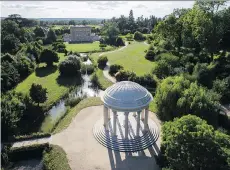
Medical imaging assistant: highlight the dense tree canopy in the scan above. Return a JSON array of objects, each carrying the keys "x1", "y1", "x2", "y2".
[
  {"x1": 40, "y1": 49, "x2": 59, "y2": 66},
  {"x1": 160, "y1": 114, "x2": 230, "y2": 170},
  {"x1": 29, "y1": 83, "x2": 47, "y2": 106}
]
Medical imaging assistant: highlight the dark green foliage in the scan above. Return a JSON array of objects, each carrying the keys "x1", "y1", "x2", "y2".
[
  {"x1": 1, "y1": 61, "x2": 20, "y2": 92},
  {"x1": 152, "y1": 60, "x2": 172, "y2": 79},
  {"x1": 17, "y1": 56, "x2": 35, "y2": 80},
  {"x1": 91, "y1": 73, "x2": 100, "y2": 87},
  {"x1": 2, "y1": 34, "x2": 21, "y2": 54},
  {"x1": 34, "y1": 26, "x2": 45, "y2": 37},
  {"x1": 212, "y1": 77, "x2": 230, "y2": 104},
  {"x1": 154, "y1": 76, "x2": 220, "y2": 126},
  {"x1": 81, "y1": 64, "x2": 95, "y2": 75},
  {"x1": 59, "y1": 56, "x2": 81, "y2": 76},
  {"x1": 1, "y1": 53, "x2": 16, "y2": 63},
  {"x1": 45, "y1": 29, "x2": 57, "y2": 44},
  {"x1": 193, "y1": 63, "x2": 215, "y2": 88},
  {"x1": 159, "y1": 115, "x2": 230, "y2": 170},
  {"x1": 99, "y1": 44, "x2": 107, "y2": 48},
  {"x1": 116, "y1": 37, "x2": 125, "y2": 46},
  {"x1": 65, "y1": 97, "x2": 82, "y2": 107},
  {"x1": 1, "y1": 91, "x2": 26, "y2": 141},
  {"x1": 29, "y1": 83, "x2": 48, "y2": 106},
  {"x1": 9, "y1": 143, "x2": 49, "y2": 162},
  {"x1": 97, "y1": 56, "x2": 108, "y2": 69},
  {"x1": 11, "y1": 133, "x2": 51, "y2": 142},
  {"x1": 52, "y1": 42, "x2": 66, "y2": 53},
  {"x1": 103, "y1": 23, "x2": 120, "y2": 45},
  {"x1": 109, "y1": 64, "x2": 123, "y2": 75},
  {"x1": 133, "y1": 31, "x2": 146, "y2": 41},
  {"x1": 40, "y1": 49, "x2": 59, "y2": 66},
  {"x1": 115, "y1": 70, "x2": 136, "y2": 81},
  {"x1": 145, "y1": 50, "x2": 155, "y2": 60}
]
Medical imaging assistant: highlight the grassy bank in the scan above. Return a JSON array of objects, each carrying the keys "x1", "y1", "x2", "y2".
[
  {"x1": 53, "y1": 97, "x2": 102, "y2": 133},
  {"x1": 15, "y1": 53, "x2": 79, "y2": 110},
  {"x1": 96, "y1": 69, "x2": 114, "y2": 90},
  {"x1": 43, "y1": 145, "x2": 71, "y2": 170},
  {"x1": 65, "y1": 41, "x2": 114, "y2": 53},
  {"x1": 91, "y1": 41, "x2": 154, "y2": 76}
]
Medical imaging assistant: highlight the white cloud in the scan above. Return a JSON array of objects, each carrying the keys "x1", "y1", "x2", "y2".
[{"x1": 1, "y1": 1, "x2": 229, "y2": 19}]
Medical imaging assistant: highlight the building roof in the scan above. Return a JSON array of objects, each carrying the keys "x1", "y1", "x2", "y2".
[{"x1": 101, "y1": 81, "x2": 153, "y2": 112}]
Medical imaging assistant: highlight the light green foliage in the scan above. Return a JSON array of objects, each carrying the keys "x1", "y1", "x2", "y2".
[
  {"x1": 160, "y1": 114, "x2": 230, "y2": 170},
  {"x1": 154, "y1": 75, "x2": 220, "y2": 126}
]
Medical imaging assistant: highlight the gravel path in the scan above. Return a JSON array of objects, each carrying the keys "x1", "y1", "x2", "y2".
[
  {"x1": 103, "y1": 62, "x2": 117, "y2": 83},
  {"x1": 51, "y1": 105, "x2": 161, "y2": 170}
]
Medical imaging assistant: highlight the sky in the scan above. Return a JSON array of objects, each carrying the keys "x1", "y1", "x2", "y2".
[{"x1": 0, "y1": 1, "x2": 229, "y2": 19}]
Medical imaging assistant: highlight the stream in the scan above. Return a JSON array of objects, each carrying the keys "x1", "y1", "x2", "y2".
[{"x1": 40, "y1": 55, "x2": 103, "y2": 132}]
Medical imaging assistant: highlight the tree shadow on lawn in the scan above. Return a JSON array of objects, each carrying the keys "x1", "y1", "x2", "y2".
[
  {"x1": 35, "y1": 65, "x2": 57, "y2": 77},
  {"x1": 56, "y1": 73, "x2": 82, "y2": 87}
]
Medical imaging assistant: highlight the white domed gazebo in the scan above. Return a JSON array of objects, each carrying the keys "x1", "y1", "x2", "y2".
[{"x1": 93, "y1": 81, "x2": 159, "y2": 152}]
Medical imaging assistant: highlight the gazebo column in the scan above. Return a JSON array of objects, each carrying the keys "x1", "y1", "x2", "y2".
[
  {"x1": 144, "y1": 106, "x2": 149, "y2": 131},
  {"x1": 108, "y1": 109, "x2": 110, "y2": 120},
  {"x1": 103, "y1": 105, "x2": 109, "y2": 130},
  {"x1": 124, "y1": 112, "x2": 129, "y2": 139},
  {"x1": 112, "y1": 110, "x2": 117, "y2": 136},
  {"x1": 141, "y1": 109, "x2": 145, "y2": 121},
  {"x1": 136, "y1": 111, "x2": 141, "y2": 137}
]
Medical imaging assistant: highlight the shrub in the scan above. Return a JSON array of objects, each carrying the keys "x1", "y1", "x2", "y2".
[
  {"x1": 9, "y1": 143, "x2": 49, "y2": 162},
  {"x1": 99, "y1": 44, "x2": 107, "y2": 48},
  {"x1": 59, "y1": 57, "x2": 81, "y2": 76},
  {"x1": 134, "y1": 74, "x2": 157, "y2": 89},
  {"x1": 116, "y1": 37, "x2": 125, "y2": 46},
  {"x1": 40, "y1": 49, "x2": 59, "y2": 66},
  {"x1": 65, "y1": 97, "x2": 82, "y2": 107},
  {"x1": 133, "y1": 31, "x2": 146, "y2": 41},
  {"x1": 115, "y1": 70, "x2": 136, "y2": 81},
  {"x1": 91, "y1": 73, "x2": 100, "y2": 87},
  {"x1": 10, "y1": 133, "x2": 51, "y2": 142},
  {"x1": 145, "y1": 50, "x2": 155, "y2": 60},
  {"x1": 109, "y1": 64, "x2": 123, "y2": 75},
  {"x1": 97, "y1": 56, "x2": 108, "y2": 69},
  {"x1": 81, "y1": 64, "x2": 95, "y2": 75}
]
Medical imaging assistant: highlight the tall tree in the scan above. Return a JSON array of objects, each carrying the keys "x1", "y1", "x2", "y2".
[
  {"x1": 128, "y1": 9, "x2": 136, "y2": 33},
  {"x1": 40, "y1": 49, "x2": 59, "y2": 66},
  {"x1": 29, "y1": 83, "x2": 47, "y2": 106},
  {"x1": 160, "y1": 114, "x2": 230, "y2": 170}
]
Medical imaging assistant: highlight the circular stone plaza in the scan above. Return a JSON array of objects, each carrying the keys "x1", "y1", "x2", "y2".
[{"x1": 51, "y1": 81, "x2": 161, "y2": 170}]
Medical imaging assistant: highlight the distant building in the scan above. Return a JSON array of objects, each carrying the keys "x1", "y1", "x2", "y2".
[{"x1": 64, "y1": 25, "x2": 100, "y2": 43}]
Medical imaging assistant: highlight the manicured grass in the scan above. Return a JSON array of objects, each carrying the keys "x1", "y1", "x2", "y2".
[
  {"x1": 43, "y1": 145, "x2": 71, "y2": 170},
  {"x1": 65, "y1": 41, "x2": 114, "y2": 53},
  {"x1": 96, "y1": 69, "x2": 113, "y2": 90},
  {"x1": 15, "y1": 53, "x2": 79, "y2": 110},
  {"x1": 91, "y1": 41, "x2": 154, "y2": 76},
  {"x1": 53, "y1": 97, "x2": 103, "y2": 134}
]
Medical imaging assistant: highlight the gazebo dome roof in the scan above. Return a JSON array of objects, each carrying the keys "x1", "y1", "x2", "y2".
[{"x1": 101, "y1": 81, "x2": 153, "y2": 112}]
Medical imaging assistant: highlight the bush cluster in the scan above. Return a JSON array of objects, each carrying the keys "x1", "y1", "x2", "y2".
[
  {"x1": 97, "y1": 56, "x2": 108, "y2": 69},
  {"x1": 109, "y1": 64, "x2": 123, "y2": 75},
  {"x1": 59, "y1": 56, "x2": 81, "y2": 76},
  {"x1": 115, "y1": 70, "x2": 157, "y2": 89},
  {"x1": 133, "y1": 31, "x2": 146, "y2": 41},
  {"x1": 65, "y1": 97, "x2": 82, "y2": 107},
  {"x1": 81, "y1": 64, "x2": 95, "y2": 75}
]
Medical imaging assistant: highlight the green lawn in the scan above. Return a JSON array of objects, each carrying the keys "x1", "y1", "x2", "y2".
[
  {"x1": 15, "y1": 53, "x2": 78, "y2": 110},
  {"x1": 91, "y1": 41, "x2": 154, "y2": 76},
  {"x1": 65, "y1": 41, "x2": 114, "y2": 53},
  {"x1": 43, "y1": 145, "x2": 71, "y2": 170}
]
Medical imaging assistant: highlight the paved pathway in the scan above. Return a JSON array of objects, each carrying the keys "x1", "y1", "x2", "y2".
[
  {"x1": 51, "y1": 105, "x2": 161, "y2": 170},
  {"x1": 103, "y1": 62, "x2": 117, "y2": 83}
]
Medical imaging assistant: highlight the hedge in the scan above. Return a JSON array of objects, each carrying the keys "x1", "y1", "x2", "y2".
[
  {"x1": 9, "y1": 143, "x2": 49, "y2": 162},
  {"x1": 9, "y1": 133, "x2": 51, "y2": 142}
]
